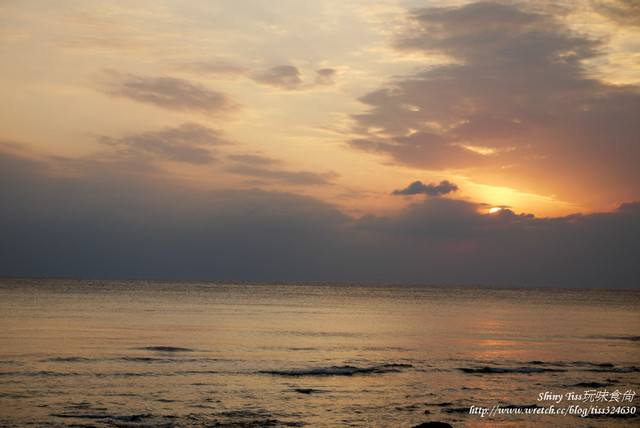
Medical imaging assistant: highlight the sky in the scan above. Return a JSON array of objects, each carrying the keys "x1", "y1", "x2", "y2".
[{"x1": 1, "y1": 0, "x2": 639, "y2": 287}]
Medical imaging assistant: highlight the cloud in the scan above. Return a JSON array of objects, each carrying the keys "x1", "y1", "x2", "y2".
[
  {"x1": 226, "y1": 153, "x2": 283, "y2": 166},
  {"x1": 226, "y1": 164, "x2": 339, "y2": 186},
  {"x1": 0, "y1": 148, "x2": 351, "y2": 280},
  {"x1": 593, "y1": 0, "x2": 640, "y2": 26},
  {"x1": 347, "y1": 1, "x2": 640, "y2": 206},
  {"x1": 177, "y1": 61, "x2": 338, "y2": 90},
  {"x1": 177, "y1": 61, "x2": 249, "y2": 77},
  {"x1": 224, "y1": 152, "x2": 339, "y2": 186},
  {"x1": 58, "y1": 37, "x2": 140, "y2": 50},
  {"x1": 353, "y1": 196, "x2": 640, "y2": 286},
  {"x1": 250, "y1": 65, "x2": 338, "y2": 90},
  {"x1": 356, "y1": 198, "x2": 536, "y2": 239},
  {"x1": 251, "y1": 65, "x2": 303, "y2": 89},
  {"x1": 315, "y1": 68, "x2": 337, "y2": 86},
  {"x1": 1, "y1": 147, "x2": 639, "y2": 287},
  {"x1": 392, "y1": 180, "x2": 458, "y2": 196},
  {"x1": 98, "y1": 123, "x2": 232, "y2": 165},
  {"x1": 354, "y1": 2, "x2": 602, "y2": 139},
  {"x1": 101, "y1": 71, "x2": 238, "y2": 114}
]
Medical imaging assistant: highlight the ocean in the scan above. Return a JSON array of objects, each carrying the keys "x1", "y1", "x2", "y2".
[{"x1": 0, "y1": 278, "x2": 638, "y2": 427}]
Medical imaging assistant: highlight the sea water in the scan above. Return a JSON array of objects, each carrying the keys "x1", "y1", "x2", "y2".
[{"x1": 0, "y1": 278, "x2": 638, "y2": 427}]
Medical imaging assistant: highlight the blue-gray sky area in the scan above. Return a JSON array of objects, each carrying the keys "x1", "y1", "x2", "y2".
[{"x1": 1, "y1": 1, "x2": 639, "y2": 287}]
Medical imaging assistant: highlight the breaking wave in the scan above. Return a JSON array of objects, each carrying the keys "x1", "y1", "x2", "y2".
[
  {"x1": 459, "y1": 366, "x2": 566, "y2": 374},
  {"x1": 261, "y1": 363, "x2": 413, "y2": 377},
  {"x1": 134, "y1": 346, "x2": 196, "y2": 352}
]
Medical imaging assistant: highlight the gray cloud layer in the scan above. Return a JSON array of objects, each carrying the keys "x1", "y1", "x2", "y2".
[{"x1": 1, "y1": 148, "x2": 638, "y2": 288}]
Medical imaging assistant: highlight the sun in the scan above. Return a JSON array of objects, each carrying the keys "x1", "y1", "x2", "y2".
[{"x1": 489, "y1": 207, "x2": 502, "y2": 214}]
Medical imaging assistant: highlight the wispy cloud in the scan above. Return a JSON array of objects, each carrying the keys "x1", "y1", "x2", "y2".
[
  {"x1": 249, "y1": 65, "x2": 338, "y2": 90},
  {"x1": 101, "y1": 71, "x2": 239, "y2": 114},
  {"x1": 176, "y1": 61, "x2": 250, "y2": 77},
  {"x1": 226, "y1": 164, "x2": 339, "y2": 186},
  {"x1": 251, "y1": 65, "x2": 303, "y2": 89},
  {"x1": 98, "y1": 122, "x2": 232, "y2": 165},
  {"x1": 593, "y1": 0, "x2": 640, "y2": 26},
  {"x1": 226, "y1": 153, "x2": 283, "y2": 167},
  {"x1": 224, "y1": 152, "x2": 339, "y2": 186},
  {"x1": 315, "y1": 68, "x2": 337, "y2": 86}
]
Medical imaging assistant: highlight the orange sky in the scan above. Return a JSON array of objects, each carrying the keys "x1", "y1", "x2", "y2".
[{"x1": 1, "y1": 0, "x2": 638, "y2": 219}]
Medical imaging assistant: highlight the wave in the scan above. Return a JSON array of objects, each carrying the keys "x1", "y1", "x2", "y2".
[
  {"x1": 116, "y1": 356, "x2": 217, "y2": 364},
  {"x1": 590, "y1": 335, "x2": 640, "y2": 342},
  {"x1": 135, "y1": 346, "x2": 196, "y2": 352},
  {"x1": 51, "y1": 407, "x2": 308, "y2": 427},
  {"x1": 117, "y1": 356, "x2": 177, "y2": 363},
  {"x1": 443, "y1": 407, "x2": 472, "y2": 414},
  {"x1": 52, "y1": 412, "x2": 151, "y2": 421},
  {"x1": 212, "y1": 410, "x2": 306, "y2": 427},
  {"x1": 459, "y1": 360, "x2": 639, "y2": 374},
  {"x1": 569, "y1": 362, "x2": 640, "y2": 373},
  {"x1": 575, "y1": 380, "x2": 617, "y2": 388},
  {"x1": 586, "y1": 366, "x2": 639, "y2": 373},
  {"x1": 40, "y1": 357, "x2": 95, "y2": 363},
  {"x1": 527, "y1": 360, "x2": 565, "y2": 366},
  {"x1": 261, "y1": 363, "x2": 413, "y2": 377},
  {"x1": 30, "y1": 370, "x2": 80, "y2": 377},
  {"x1": 459, "y1": 366, "x2": 566, "y2": 374},
  {"x1": 111, "y1": 372, "x2": 174, "y2": 378},
  {"x1": 294, "y1": 388, "x2": 324, "y2": 394},
  {"x1": 568, "y1": 362, "x2": 615, "y2": 369}
]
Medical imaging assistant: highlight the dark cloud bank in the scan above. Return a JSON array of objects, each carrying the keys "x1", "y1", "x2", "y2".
[{"x1": 1, "y1": 149, "x2": 638, "y2": 288}]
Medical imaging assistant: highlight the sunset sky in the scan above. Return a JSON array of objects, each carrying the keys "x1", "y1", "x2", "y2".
[{"x1": 1, "y1": 0, "x2": 639, "y2": 287}]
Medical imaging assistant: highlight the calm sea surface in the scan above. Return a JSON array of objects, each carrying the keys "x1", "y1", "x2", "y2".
[{"x1": 0, "y1": 278, "x2": 638, "y2": 427}]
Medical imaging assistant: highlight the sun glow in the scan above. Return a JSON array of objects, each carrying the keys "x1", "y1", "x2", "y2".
[{"x1": 489, "y1": 207, "x2": 502, "y2": 214}]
